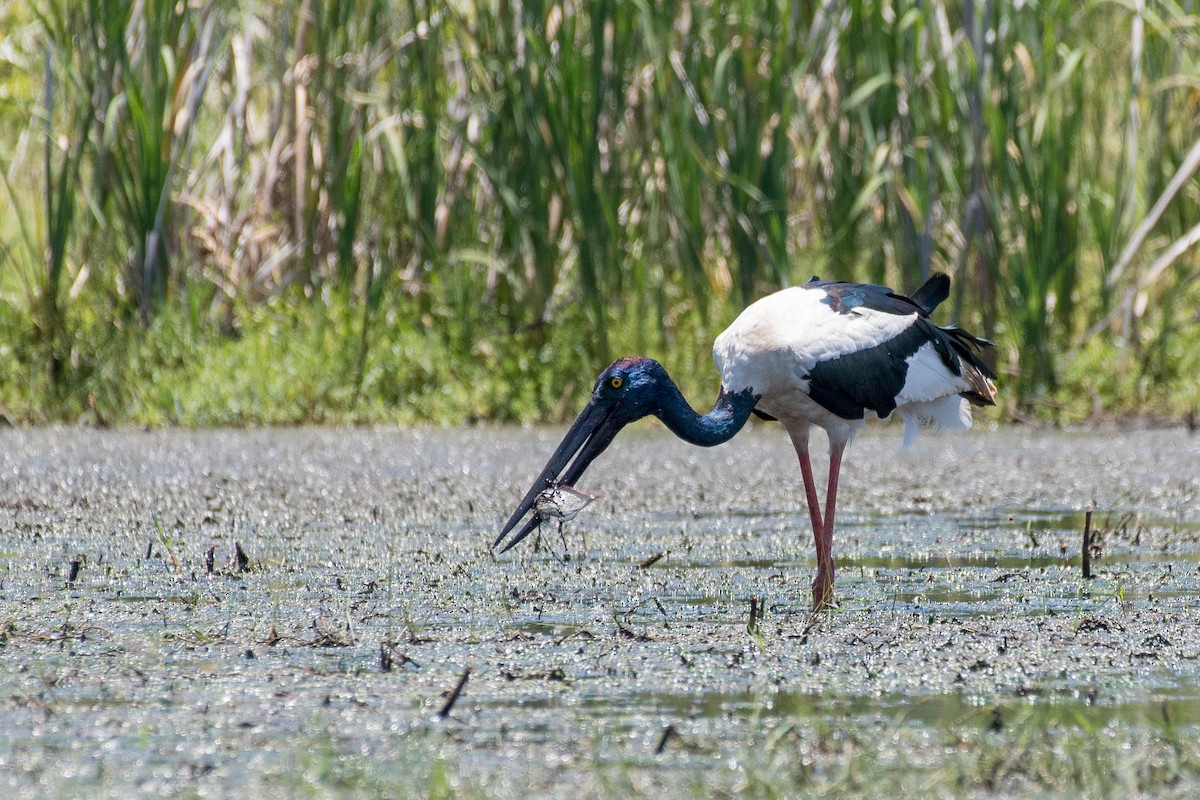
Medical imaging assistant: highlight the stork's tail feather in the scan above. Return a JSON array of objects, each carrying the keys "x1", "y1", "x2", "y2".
[
  {"x1": 940, "y1": 325, "x2": 997, "y2": 407},
  {"x1": 909, "y1": 272, "x2": 951, "y2": 315},
  {"x1": 959, "y1": 370, "x2": 998, "y2": 407}
]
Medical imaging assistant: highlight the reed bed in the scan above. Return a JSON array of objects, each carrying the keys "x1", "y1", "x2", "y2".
[{"x1": 0, "y1": 0, "x2": 1198, "y2": 424}]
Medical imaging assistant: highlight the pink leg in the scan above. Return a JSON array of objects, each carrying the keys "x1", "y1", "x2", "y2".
[
  {"x1": 790, "y1": 426, "x2": 834, "y2": 611},
  {"x1": 811, "y1": 439, "x2": 846, "y2": 611},
  {"x1": 789, "y1": 426, "x2": 824, "y2": 536}
]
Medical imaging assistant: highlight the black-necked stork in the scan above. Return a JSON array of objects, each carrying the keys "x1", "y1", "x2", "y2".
[{"x1": 495, "y1": 273, "x2": 996, "y2": 611}]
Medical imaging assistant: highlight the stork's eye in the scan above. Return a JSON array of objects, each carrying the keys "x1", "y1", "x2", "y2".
[{"x1": 610, "y1": 376, "x2": 623, "y2": 389}]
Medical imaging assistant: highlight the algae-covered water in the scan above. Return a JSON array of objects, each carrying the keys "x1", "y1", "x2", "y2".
[{"x1": 2, "y1": 425, "x2": 1199, "y2": 797}]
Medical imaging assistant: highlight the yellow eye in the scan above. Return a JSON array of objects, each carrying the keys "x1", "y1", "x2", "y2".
[{"x1": 610, "y1": 376, "x2": 623, "y2": 389}]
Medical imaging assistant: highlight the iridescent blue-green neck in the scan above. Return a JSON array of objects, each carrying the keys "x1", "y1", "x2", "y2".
[{"x1": 652, "y1": 378, "x2": 758, "y2": 447}]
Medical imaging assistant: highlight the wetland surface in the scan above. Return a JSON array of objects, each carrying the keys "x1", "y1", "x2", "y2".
[{"x1": 2, "y1": 425, "x2": 1199, "y2": 797}]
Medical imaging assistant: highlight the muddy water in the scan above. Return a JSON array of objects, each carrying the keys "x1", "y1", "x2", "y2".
[{"x1": 1, "y1": 425, "x2": 1198, "y2": 797}]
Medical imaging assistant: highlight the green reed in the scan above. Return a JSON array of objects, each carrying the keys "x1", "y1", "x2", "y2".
[{"x1": 1, "y1": 0, "x2": 1199, "y2": 422}]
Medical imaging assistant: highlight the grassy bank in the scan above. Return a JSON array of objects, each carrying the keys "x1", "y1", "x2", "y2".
[
  {"x1": 0, "y1": 280, "x2": 730, "y2": 425},
  {"x1": 1, "y1": 283, "x2": 1196, "y2": 427},
  {"x1": 1, "y1": 1, "x2": 1199, "y2": 425}
]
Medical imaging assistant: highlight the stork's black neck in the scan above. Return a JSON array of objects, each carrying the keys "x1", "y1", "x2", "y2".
[{"x1": 653, "y1": 378, "x2": 759, "y2": 447}]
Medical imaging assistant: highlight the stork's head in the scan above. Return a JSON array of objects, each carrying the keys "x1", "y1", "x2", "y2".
[{"x1": 493, "y1": 356, "x2": 665, "y2": 552}]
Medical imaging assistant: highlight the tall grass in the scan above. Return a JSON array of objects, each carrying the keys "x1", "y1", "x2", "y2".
[
  {"x1": 985, "y1": 0, "x2": 1086, "y2": 398},
  {"x1": 90, "y1": 0, "x2": 227, "y2": 322},
  {"x1": 1, "y1": 0, "x2": 1199, "y2": 423},
  {"x1": 2, "y1": 1, "x2": 102, "y2": 387}
]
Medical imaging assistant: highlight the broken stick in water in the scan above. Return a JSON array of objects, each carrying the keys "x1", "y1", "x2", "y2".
[
  {"x1": 1082, "y1": 509, "x2": 1094, "y2": 579},
  {"x1": 437, "y1": 667, "x2": 471, "y2": 718}
]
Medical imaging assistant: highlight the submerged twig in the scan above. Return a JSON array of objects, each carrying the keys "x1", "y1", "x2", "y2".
[
  {"x1": 747, "y1": 596, "x2": 762, "y2": 635},
  {"x1": 437, "y1": 667, "x2": 471, "y2": 718},
  {"x1": 380, "y1": 641, "x2": 421, "y2": 672},
  {"x1": 639, "y1": 551, "x2": 667, "y2": 569},
  {"x1": 234, "y1": 542, "x2": 251, "y2": 573},
  {"x1": 613, "y1": 612, "x2": 653, "y2": 642},
  {"x1": 1083, "y1": 509, "x2": 1094, "y2": 579},
  {"x1": 66, "y1": 555, "x2": 84, "y2": 585},
  {"x1": 655, "y1": 724, "x2": 676, "y2": 755}
]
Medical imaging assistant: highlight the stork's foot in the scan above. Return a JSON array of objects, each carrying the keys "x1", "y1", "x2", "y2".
[{"x1": 811, "y1": 575, "x2": 837, "y2": 612}]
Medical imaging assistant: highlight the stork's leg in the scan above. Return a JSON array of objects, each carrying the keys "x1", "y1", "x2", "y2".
[
  {"x1": 811, "y1": 438, "x2": 847, "y2": 611},
  {"x1": 788, "y1": 425, "x2": 832, "y2": 610},
  {"x1": 788, "y1": 425, "x2": 825, "y2": 536}
]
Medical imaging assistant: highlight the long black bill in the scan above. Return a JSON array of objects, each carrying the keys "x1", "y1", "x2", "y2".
[{"x1": 493, "y1": 398, "x2": 625, "y2": 554}]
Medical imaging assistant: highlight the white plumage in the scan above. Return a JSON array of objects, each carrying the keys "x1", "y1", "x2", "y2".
[{"x1": 716, "y1": 281, "x2": 990, "y2": 441}]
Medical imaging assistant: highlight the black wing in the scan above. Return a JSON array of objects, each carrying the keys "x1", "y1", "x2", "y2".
[
  {"x1": 801, "y1": 273, "x2": 993, "y2": 420},
  {"x1": 806, "y1": 272, "x2": 950, "y2": 317}
]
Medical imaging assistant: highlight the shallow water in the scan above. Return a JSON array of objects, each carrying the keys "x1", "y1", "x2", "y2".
[{"x1": 1, "y1": 425, "x2": 1199, "y2": 797}]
